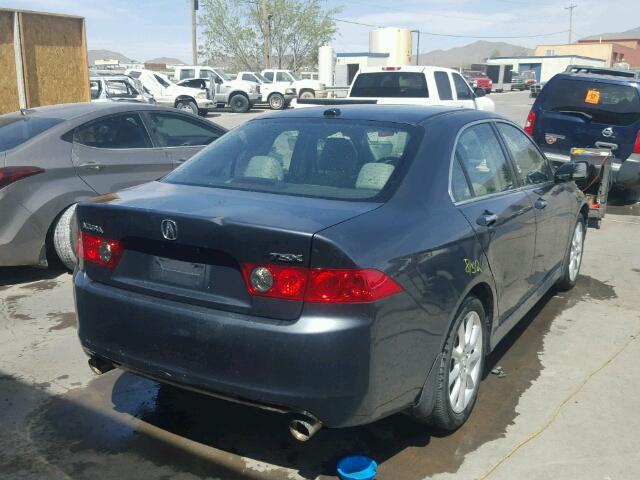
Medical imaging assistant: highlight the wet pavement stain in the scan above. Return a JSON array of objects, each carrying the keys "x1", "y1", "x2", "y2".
[
  {"x1": 9, "y1": 276, "x2": 616, "y2": 480},
  {"x1": 47, "y1": 312, "x2": 77, "y2": 332},
  {"x1": 19, "y1": 279, "x2": 59, "y2": 292},
  {"x1": 3, "y1": 294, "x2": 34, "y2": 321}
]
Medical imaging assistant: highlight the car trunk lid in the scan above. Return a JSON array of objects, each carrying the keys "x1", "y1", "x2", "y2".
[{"x1": 77, "y1": 182, "x2": 380, "y2": 320}]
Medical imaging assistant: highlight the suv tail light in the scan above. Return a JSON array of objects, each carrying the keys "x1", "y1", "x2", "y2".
[
  {"x1": 0, "y1": 166, "x2": 45, "y2": 190},
  {"x1": 634, "y1": 130, "x2": 640, "y2": 154},
  {"x1": 241, "y1": 264, "x2": 402, "y2": 303},
  {"x1": 524, "y1": 111, "x2": 536, "y2": 135},
  {"x1": 78, "y1": 231, "x2": 123, "y2": 269}
]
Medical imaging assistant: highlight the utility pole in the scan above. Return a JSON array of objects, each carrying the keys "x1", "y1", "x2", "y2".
[
  {"x1": 565, "y1": 3, "x2": 577, "y2": 44},
  {"x1": 411, "y1": 30, "x2": 420, "y2": 65},
  {"x1": 191, "y1": 0, "x2": 198, "y2": 65},
  {"x1": 261, "y1": 0, "x2": 271, "y2": 68}
]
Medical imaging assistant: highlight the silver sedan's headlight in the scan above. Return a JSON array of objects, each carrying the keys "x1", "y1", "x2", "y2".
[
  {"x1": 285, "y1": 88, "x2": 296, "y2": 95},
  {"x1": 196, "y1": 92, "x2": 207, "y2": 100}
]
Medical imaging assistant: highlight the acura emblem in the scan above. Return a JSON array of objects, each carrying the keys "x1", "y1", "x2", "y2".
[
  {"x1": 602, "y1": 127, "x2": 614, "y2": 138},
  {"x1": 161, "y1": 219, "x2": 178, "y2": 241}
]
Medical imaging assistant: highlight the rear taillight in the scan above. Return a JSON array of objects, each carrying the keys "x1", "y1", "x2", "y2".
[
  {"x1": 78, "y1": 231, "x2": 123, "y2": 269},
  {"x1": 524, "y1": 110, "x2": 536, "y2": 135},
  {"x1": 0, "y1": 166, "x2": 45, "y2": 190},
  {"x1": 634, "y1": 130, "x2": 640, "y2": 154},
  {"x1": 241, "y1": 264, "x2": 402, "y2": 303}
]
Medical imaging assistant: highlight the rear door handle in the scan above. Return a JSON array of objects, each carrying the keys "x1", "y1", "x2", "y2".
[
  {"x1": 534, "y1": 198, "x2": 547, "y2": 209},
  {"x1": 79, "y1": 162, "x2": 102, "y2": 171},
  {"x1": 476, "y1": 211, "x2": 498, "y2": 227}
]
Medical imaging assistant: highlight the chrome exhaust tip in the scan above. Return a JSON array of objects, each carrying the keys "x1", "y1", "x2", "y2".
[
  {"x1": 289, "y1": 416, "x2": 322, "y2": 442},
  {"x1": 88, "y1": 356, "x2": 114, "y2": 375}
]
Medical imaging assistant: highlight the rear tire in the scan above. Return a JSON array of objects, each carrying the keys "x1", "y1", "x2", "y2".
[
  {"x1": 53, "y1": 204, "x2": 77, "y2": 271},
  {"x1": 556, "y1": 216, "x2": 585, "y2": 291},
  {"x1": 299, "y1": 90, "x2": 315, "y2": 99},
  {"x1": 229, "y1": 94, "x2": 250, "y2": 113},
  {"x1": 412, "y1": 296, "x2": 486, "y2": 431},
  {"x1": 176, "y1": 100, "x2": 198, "y2": 115},
  {"x1": 268, "y1": 93, "x2": 285, "y2": 110}
]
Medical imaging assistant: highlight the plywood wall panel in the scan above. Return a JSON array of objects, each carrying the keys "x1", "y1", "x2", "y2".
[
  {"x1": 20, "y1": 12, "x2": 89, "y2": 108},
  {"x1": 0, "y1": 11, "x2": 19, "y2": 114}
]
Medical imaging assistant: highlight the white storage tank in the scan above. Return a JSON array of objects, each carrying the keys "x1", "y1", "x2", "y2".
[
  {"x1": 369, "y1": 28, "x2": 412, "y2": 66},
  {"x1": 318, "y1": 45, "x2": 336, "y2": 87}
]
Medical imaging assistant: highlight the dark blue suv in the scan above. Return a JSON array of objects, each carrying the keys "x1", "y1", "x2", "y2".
[{"x1": 525, "y1": 69, "x2": 640, "y2": 201}]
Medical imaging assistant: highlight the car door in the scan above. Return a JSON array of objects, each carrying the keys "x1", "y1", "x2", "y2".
[
  {"x1": 451, "y1": 72, "x2": 477, "y2": 109},
  {"x1": 70, "y1": 112, "x2": 171, "y2": 194},
  {"x1": 451, "y1": 122, "x2": 537, "y2": 321},
  {"x1": 495, "y1": 121, "x2": 573, "y2": 280},
  {"x1": 143, "y1": 111, "x2": 224, "y2": 168},
  {"x1": 433, "y1": 70, "x2": 459, "y2": 109}
]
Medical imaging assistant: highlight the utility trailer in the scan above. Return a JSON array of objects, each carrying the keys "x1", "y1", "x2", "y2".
[{"x1": 571, "y1": 148, "x2": 613, "y2": 229}]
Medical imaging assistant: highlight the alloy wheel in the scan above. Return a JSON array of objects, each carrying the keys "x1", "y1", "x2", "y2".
[
  {"x1": 568, "y1": 222, "x2": 583, "y2": 282},
  {"x1": 449, "y1": 311, "x2": 483, "y2": 414}
]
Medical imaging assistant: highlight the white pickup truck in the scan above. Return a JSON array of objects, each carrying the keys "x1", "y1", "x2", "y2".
[
  {"x1": 293, "y1": 66, "x2": 495, "y2": 111},
  {"x1": 236, "y1": 71, "x2": 296, "y2": 110},
  {"x1": 125, "y1": 69, "x2": 214, "y2": 115},
  {"x1": 261, "y1": 69, "x2": 327, "y2": 99},
  {"x1": 174, "y1": 66, "x2": 260, "y2": 113}
]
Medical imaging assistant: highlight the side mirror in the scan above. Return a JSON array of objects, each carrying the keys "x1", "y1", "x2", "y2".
[
  {"x1": 554, "y1": 161, "x2": 588, "y2": 183},
  {"x1": 474, "y1": 87, "x2": 486, "y2": 97}
]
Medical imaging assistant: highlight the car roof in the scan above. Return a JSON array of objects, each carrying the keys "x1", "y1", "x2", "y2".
[
  {"x1": 553, "y1": 72, "x2": 640, "y2": 87},
  {"x1": 359, "y1": 65, "x2": 460, "y2": 74},
  {"x1": 256, "y1": 104, "x2": 502, "y2": 126},
  {"x1": 2, "y1": 102, "x2": 175, "y2": 121}
]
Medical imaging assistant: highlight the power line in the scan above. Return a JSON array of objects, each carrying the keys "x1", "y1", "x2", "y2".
[{"x1": 335, "y1": 18, "x2": 569, "y2": 40}]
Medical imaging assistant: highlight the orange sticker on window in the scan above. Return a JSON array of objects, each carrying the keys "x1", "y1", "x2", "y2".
[{"x1": 585, "y1": 89, "x2": 600, "y2": 104}]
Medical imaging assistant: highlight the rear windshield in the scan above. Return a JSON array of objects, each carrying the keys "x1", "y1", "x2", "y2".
[
  {"x1": 164, "y1": 118, "x2": 420, "y2": 201},
  {"x1": 0, "y1": 115, "x2": 64, "y2": 152},
  {"x1": 541, "y1": 78, "x2": 640, "y2": 126},
  {"x1": 350, "y1": 72, "x2": 428, "y2": 98}
]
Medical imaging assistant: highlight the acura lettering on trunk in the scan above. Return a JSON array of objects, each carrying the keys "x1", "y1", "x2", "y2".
[{"x1": 75, "y1": 105, "x2": 588, "y2": 439}]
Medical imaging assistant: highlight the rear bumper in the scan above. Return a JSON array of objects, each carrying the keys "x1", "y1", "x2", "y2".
[
  {"x1": 0, "y1": 193, "x2": 46, "y2": 267},
  {"x1": 74, "y1": 272, "x2": 430, "y2": 427}
]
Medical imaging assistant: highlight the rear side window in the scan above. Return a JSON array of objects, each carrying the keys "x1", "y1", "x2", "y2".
[
  {"x1": 452, "y1": 73, "x2": 473, "y2": 100},
  {"x1": 90, "y1": 80, "x2": 102, "y2": 99},
  {"x1": 541, "y1": 78, "x2": 640, "y2": 126},
  {"x1": 455, "y1": 123, "x2": 514, "y2": 198},
  {"x1": 147, "y1": 113, "x2": 221, "y2": 147},
  {"x1": 351, "y1": 72, "x2": 429, "y2": 98},
  {"x1": 179, "y1": 69, "x2": 195, "y2": 80},
  {"x1": 434, "y1": 71, "x2": 453, "y2": 100},
  {"x1": 497, "y1": 123, "x2": 552, "y2": 185},
  {"x1": 164, "y1": 119, "x2": 420, "y2": 201},
  {"x1": 0, "y1": 115, "x2": 64, "y2": 152},
  {"x1": 154, "y1": 74, "x2": 170, "y2": 88},
  {"x1": 74, "y1": 114, "x2": 151, "y2": 149},
  {"x1": 263, "y1": 71, "x2": 274, "y2": 81}
]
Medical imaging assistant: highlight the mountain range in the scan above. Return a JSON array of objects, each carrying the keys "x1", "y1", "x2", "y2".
[
  {"x1": 88, "y1": 50, "x2": 186, "y2": 66},
  {"x1": 415, "y1": 40, "x2": 532, "y2": 68}
]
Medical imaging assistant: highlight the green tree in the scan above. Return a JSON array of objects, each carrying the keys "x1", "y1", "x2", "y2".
[{"x1": 198, "y1": 0, "x2": 340, "y2": 72}]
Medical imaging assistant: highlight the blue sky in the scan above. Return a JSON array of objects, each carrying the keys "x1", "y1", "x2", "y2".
[{"x1": 5, "y1": 0, "x2": 639, "y2": 62}]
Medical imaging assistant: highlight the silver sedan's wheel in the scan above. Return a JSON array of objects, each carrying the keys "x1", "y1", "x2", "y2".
[
  {"x1": 449, "y1": 311, "x2": 483, "y2": 413},
  {"x1": 568, "y1": 221, "x2": 584, "y2": 282},
  {"x1": 53, "y1": 204, "x2": 78, "y2": 271}
]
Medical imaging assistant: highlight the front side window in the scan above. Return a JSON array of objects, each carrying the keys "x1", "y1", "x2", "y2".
[
  {"x1": 90, "y1": 80, "x2": 102, "y2": 99},
  {"x1": 455, "y1": 123, "x2": 514, "y2": 198},
  {"x1": 434, "y1": 71, "x2": 453, "y2": 101},
  {"x1": 497, "y1": 123, "x2": 551, "y2": 185},
  {"x1": 179, "y1": 69, "x2": 195, "y2": 80},
  {"x1": 164, "y1": 119, "x2": 420, "y2": 201},
  {"x1": 350, "y1": 72, "x2": 429, "y2": 98},
  {"x1": 105, "y1": 80, "x2": 137, "y2": 97},
  {"x1": 147, "y1": 113, "x2": 221, "y2": 147},
  {"x1": 276, "y1": 72, "x2": 290, "y2": 82},
  {"x1": 74, "y1": 114, "x2": 151, "y2": 149},
  {"x1": 154, "y1": 74, "x2": 170, "y2": 88},
  {"x1": 452, "y1": 73, "x2": 474, "y2": 100}
]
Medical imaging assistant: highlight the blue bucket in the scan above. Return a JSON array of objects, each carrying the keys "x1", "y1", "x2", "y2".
[{"x1": 337, "y1": 455, "x2": 377, "y2": 480}]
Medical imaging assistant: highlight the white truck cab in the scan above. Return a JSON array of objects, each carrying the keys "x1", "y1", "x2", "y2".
[
  {"x1": 125, "y1": 69, "x2": 214, "y2": 115},
  {"x1": 261, "y1": 69, "x2": 327, "y2": 99},
  {"x1": 236, "y1": 71, "x2": 297, "y2": 110},
  {"x1": 174, "y1": 66, "x2": 260, "y2": 113},
  {"x1": 293, "y1": 66, "x2": 494, "y2": 111}
]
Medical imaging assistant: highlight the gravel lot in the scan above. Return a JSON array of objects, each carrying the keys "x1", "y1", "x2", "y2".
[{"x1": 2, "y1": 91, "x2": 639, "y2": 480}]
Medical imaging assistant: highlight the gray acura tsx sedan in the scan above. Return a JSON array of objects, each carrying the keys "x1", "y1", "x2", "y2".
[
  {"x1": 74, "y1": 105, "x2": 588, "y2": 440},
  {"x1": 0, "y1": 103, "x2": 225, "y2": 269}
]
